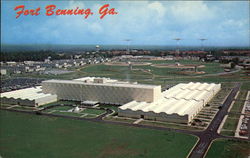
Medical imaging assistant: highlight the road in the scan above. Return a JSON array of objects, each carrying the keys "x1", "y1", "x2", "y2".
[{"x1": 188, "y1": 82, "x2": 241, "y2": 158}]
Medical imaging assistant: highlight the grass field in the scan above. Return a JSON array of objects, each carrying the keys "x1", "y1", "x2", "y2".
[
  {"x1": 41, "y1": 105, "x2": 106, "y2": 118},
  {"x1": 221, "y1": 117, "x2": 239, "y2": 135},
  {"x1": 43, "y1": 105, "x2": 73, "y2": 111},
  {"x1": 205, "y1": 139, "x2": 250, "y2": 158},
  {"x1": 4, "y1": 61, "x2": 250, "y2": 88},
  {"x1": 81, "y1": 60, "x2": 225, "y2": 79},
  {"x1": 83, "y1": 108, "x2": 106, "y2": 115},
  {"x1": 0, "y1": 110, "x2": 197, "y2": 158}
]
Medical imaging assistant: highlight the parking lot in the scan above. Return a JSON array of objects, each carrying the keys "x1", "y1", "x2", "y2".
[
  {"x1": 236, "y1": 91, "x2": 250, "y2": 138},
  {"x1": 191, "y1": 85, "x2": 232, "y2": 129},
  {"x1": 1, "y1": 77, "x2": 44, "y2": 92}
]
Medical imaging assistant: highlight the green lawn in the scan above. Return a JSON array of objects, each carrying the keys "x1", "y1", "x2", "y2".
[
  {"x1": 220, "y1": 130, "x2": 235, "y2": 136},
  {"x1": 241, "y1": 81, "x2": 250, "y2": 90},
  {"x1": 51, "y1": 111, "x2": 84, "y2": 117},
  {"x1": 205, "y1": 139, "x2": 250, "y2": 158},
  {"x1": 83, "y1": 108, "x2": 106, "y2": 115},
  {"x1": 43, "y1": 106, "x2": 74, "y2": 113},
  {"x1": 0, "y1": 110, "x2": 197, "y2": 158},
  {"x1": 140, "y1": 120, "x2": 202, "y2": 131},
  {"x1": 79, "y1": 61, "x2": 226, "y2": 82},
  {"x1": 222, "y1": 117, "x2": 239, "y2": 132}
]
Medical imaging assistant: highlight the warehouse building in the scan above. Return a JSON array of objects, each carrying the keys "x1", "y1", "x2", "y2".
[
  {"x1": 0, "y1": 86, "x2": 57, "y2": 107},
  {"x1": 42, "y1": 77, "x2": 161, "y2": 105},
  {"x1": 118, "y1": 82, "x2": 221, "y2": 124}
]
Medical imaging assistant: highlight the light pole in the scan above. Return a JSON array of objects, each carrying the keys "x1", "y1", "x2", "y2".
[
  {"x1": 96, "y1": 45, "x2": 100, "y2": 53},
  {"x1": 199, "y1": 38, "x2": 207, "y2": 52},
  {"x1": 173, "y1": 38, "x2": 182, "y2": 56},
  {"x1": 124, "y1": 39, "x2": 131, "y2": 54}
]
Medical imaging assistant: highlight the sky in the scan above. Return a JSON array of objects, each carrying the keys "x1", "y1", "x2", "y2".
[{"x1": 1, "y1": 0, "x2": 249, "y2": 47}]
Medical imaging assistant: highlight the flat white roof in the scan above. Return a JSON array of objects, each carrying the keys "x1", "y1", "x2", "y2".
[
  {"x1": 74, "y1": 77, "x2": 118, "y2": 83},
  {"x1": 42, "y1": 79, "x2": 160, "y2": 89},
  {"x1": 81, "y1": 100, "x2": 99, "y2": 105},
  {"x1": 1, "y1": 86, "x2": 55, "y2": 101}
]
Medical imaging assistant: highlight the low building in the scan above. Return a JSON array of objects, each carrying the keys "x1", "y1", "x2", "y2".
[
  {"x1": 6, "y1": 61, "x2": 17, "y2": 66},
  {"x1": 0, "y1": 69, "x2": 7, "y2": 75},
  {"x1": 118, "y1": 82, "x2": 221, "y2": 124},
  {"x1": 0, "y1": 86, "x2": 57, "y2": 107}
]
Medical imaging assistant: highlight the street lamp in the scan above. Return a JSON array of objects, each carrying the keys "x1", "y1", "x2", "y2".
[
  {"x1": 173, "y1": 38, "x2": 182, "y2": 56},
  {"x1": 199, "y1": 38, "x2": 207, "y2": 52}
]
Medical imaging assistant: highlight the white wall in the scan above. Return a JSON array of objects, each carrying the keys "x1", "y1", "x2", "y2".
[{"x1": 42, "y1": 81, "x2": 161, "y2": 104}]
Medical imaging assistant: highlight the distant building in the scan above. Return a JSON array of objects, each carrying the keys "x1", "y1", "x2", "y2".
[
  {"x1": 6, "y1": 61, "x2": 17, "y2": 66},
  {"x1": 24, "y1": 61, "x2": 35, "y2": 65},
  {"x1": 44, "y1": 59, "x2": 50, "y2": 63},
  {"x1": 0, "y1": 69, "x2": 7, "y2": 75}
]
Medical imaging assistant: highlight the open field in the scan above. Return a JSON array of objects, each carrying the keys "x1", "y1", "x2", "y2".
[
  {"x1": 205, "y1": 139, "x2": 250, "y2": 158},
  {"x1": 0, "y1": 110, "x2": 197, "y2": 158},
  {"x1": 83, "y1": 108, "x2": 106, "y2": 115},
  {"x1": 4, "y1": 61, "x2": 250, "y2": 89},
  {"x1": 81, "y1": 60, "x2": 225, "y2": 79},
  {"x1": 6, "y1": 60, "x2": 224, "y2": 80},
  {"x1": 41, "y1": 105, "x2": 106, "y2": 118},
  {"x1": 221, "y1": 117, "x2": 239, "y2": 136}
]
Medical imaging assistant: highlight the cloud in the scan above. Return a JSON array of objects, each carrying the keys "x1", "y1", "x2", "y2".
[
  {"x1": 68, "y1": 0, "x2": 85, "y2": 8},
  {"x1": 1, "y1": 1, "x2": 249, "y2": 46},
  {"x1": 170, "y1": 1, "x2": 215, "y2": 23}
]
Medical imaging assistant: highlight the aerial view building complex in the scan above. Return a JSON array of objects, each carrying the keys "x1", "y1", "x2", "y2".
[
  {"x1": 41, "y1": 77, "x2": 221, "y2": 124},
  {"x1": 0, "y1": 77, "x2": 221, "y2": 124}
]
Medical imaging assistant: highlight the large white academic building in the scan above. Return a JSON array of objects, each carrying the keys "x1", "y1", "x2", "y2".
[{"x1": 42, "y1": 77, "x2": 161, "y2": 104}]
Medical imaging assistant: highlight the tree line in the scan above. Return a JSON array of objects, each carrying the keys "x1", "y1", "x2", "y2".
[{"x1": 1, "y1": 50, "x2": 70, "y2": 62}]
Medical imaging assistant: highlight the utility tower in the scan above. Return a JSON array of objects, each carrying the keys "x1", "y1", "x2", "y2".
[
  {"x1": 173, "y1": 38, "x2": 182, "y2": 56},
  {"x1": 124, "y1": 39, "x2": 131, "y2": 54},
  {"x1": 199, "y1": 38, "x2": 207, "y2": 52}
]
